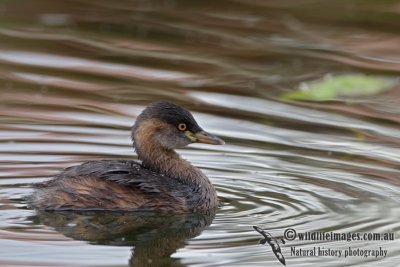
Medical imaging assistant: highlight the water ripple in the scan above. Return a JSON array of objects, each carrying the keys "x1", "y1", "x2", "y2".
[{"x1": 1, "y1": 1, "x2": 400, "y2": 266}]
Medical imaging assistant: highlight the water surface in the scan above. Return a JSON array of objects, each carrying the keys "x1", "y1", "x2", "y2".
[{"x1": 1, "y1": 1, "x2": 400, "y2": 266}]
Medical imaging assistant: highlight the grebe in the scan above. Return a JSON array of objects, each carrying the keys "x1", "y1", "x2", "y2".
[{"x1": 30, "y1": 101, "x2": 224, "y2": 213}]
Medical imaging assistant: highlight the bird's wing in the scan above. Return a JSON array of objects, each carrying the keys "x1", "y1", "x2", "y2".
[{"x1": 56, "y1": 160, "x2": 191, "y2": 195}]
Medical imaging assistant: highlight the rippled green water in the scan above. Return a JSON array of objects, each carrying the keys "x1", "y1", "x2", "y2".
[{"x1": 1, "y1": 1, "x2": 400, "y2": 266}]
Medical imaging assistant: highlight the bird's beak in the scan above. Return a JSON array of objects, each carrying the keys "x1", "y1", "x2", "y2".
[{"x1": 193, "y1": 130, "x2": 225, "y2": 145}]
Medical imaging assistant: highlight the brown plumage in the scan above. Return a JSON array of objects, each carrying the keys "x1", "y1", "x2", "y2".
[{"x1": 29, "y1": 101, "x2": 224, "y2": 213}]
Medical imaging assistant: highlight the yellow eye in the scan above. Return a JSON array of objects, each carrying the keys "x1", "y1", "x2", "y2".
[{"x1": 178, "y1": 123, "x2": 187, "y2": 131}]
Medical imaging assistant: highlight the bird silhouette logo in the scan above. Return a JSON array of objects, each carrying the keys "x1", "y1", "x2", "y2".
[{"x1": 253, "y1": 226, "x2": 286, "y2": 265}]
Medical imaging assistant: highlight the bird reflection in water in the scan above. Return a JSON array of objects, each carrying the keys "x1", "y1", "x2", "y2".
[{"x1": 30, "y1": 210, "x2": 215, "y2": 267}]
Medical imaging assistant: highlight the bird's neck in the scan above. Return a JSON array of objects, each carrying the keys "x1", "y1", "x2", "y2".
[
  {"x1": 134, "y1": 142, "x2": 217, "y2": 208},
  {"x1": 137, "y1": 142, "x2": 206, "y2": 185},
  {"x1": 132, "y1": 119, "x2": 218, "y2": 209},
  {"x1": 135, "y1": 137, "x2": 214, "y2": 187}
]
